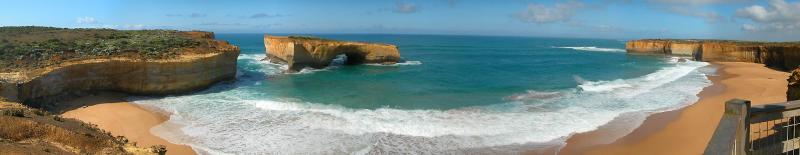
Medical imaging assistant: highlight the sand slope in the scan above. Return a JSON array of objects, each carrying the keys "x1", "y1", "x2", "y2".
[
  {"x1": 557, "y1": 62, "x2": 789, "y2": 155},
  {"x1": 60, "y1": 93, "x2": 196, "y2": 155}
]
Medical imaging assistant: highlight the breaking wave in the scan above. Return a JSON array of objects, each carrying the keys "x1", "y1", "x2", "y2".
[
  {"x1": 366, "y1": 60, "x2": 422, "y2": 66},
  {"x1": 555, "y1": 46, "x2": 626, "y2": 52},
  {"x1": 133, "y1": 56, "x2": 712, "y2": 154}
]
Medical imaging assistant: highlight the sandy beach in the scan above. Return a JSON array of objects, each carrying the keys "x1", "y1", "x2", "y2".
[
  {"x1": 551, "y1": 62, "x2": 790, "y2": 155},
  {"x1": 59, "y1": 92, "x2": 197, "y2": 155}
]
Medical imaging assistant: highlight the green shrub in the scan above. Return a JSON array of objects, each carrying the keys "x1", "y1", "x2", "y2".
[
  {"x1": 2, "y1": 109, "x2": 25, "y2": 117},
  {"x1": 53, "y1": 116, "x2": 64, "y2": 122},
  {"x1": 0, "y1": 26, "x2": 205, "y2": 71}
]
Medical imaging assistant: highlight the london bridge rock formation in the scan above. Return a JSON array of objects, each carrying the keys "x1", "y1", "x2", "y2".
[{"x1": 264, "y1": 35, "x2": 401, "y2": 72}]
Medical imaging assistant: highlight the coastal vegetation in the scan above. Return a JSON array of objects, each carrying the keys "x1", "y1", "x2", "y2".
[
  {"x1": 0, "y1": 101, "x2": 161, "y2": 154},
  {"x1": 0, "y1": 26, "x2": 205, "y2": 72},
  {"x1": 287, "y1": 35, "x2": 332, "y2": 41},
  {"x1": 0, "y1": 27, "x2": 238, "y2": 154},
  {"x1": 633, "y1": 39, "x2": 800, "y2": 46}
]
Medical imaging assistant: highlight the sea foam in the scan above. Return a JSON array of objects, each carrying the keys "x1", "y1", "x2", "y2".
[
  {"x1": 133, "y1": 56, "x2": 712, "y2": 154},
  {"x1": 555, "y1": 46, "x2": 626, "y2": 52},
  {"x1": 365, "y1": 60, "x2": 422, "y2": 66}
]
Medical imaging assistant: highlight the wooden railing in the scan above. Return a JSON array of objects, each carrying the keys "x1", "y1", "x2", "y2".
[{"x1": 706, "y1": 99, "x2": 800, "y2": 155}]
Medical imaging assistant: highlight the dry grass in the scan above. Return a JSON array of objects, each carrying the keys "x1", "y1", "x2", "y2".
[
  {"x1": 0, "y1": 26, "x2": 221, "y2": 72},
  {"x1": 635, "y1": 39, "x2": 800, "y2": 46},
  {"x1": 0, "y1": 101, "x2": 160, "y2": 154}
]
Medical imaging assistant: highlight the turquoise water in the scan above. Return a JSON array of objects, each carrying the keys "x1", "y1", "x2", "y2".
[{"x1": 134, "y1": 34, "x2": 713, "y2": 154}]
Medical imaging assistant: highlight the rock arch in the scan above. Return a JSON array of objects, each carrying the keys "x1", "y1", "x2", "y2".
[{"x1": 264, "y1": 35, "x2": 401, "y2": 72}]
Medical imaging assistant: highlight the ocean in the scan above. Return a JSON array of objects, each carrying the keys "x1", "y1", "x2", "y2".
[{"x1": 132, "y1": 34, "x2": 713, "y2": 154}]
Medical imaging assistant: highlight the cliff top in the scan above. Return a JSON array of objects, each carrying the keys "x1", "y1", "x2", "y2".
[
  {"x1": 631, "y1": 39, "x2": 800, "y2": 46},
  {"x1": 266, "y1": 34, "x2": 394, "y2": 46},
  {"x1": 0, "y1": 26, "x2": 229, "y2": 72}
]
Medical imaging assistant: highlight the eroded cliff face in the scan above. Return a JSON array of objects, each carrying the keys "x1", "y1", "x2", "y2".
[
  {"x1": 625, "y1": 40, "x2": 673, "y2": 54},
  {"x1": 0, "y1": 32, "x2": 240, "y2": 105},
  {"x1": 264, "y1": 35, "x2": 401, "y2": 72},
  {"x1": 789, "y1": 68, "x2": 800, "y2": 101},
  {"x1": 626, "y1": 40, "x2": 800, "y2": 71}
]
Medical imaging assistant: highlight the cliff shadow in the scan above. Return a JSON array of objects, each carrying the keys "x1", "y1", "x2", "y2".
[
  {"x1": 337, "y1": 46, "x2": 368, "y2": 65},
  {"x1": 45, "y1": 91, "x2": 133, "y2": 114}
]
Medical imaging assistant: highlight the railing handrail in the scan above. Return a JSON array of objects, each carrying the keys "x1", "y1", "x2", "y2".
[
  {"x1": 750, "y1": 100, "x2": 800, "y2": 114},
  {"x1": 704, "y1": 99, "x2": 751, "y2": 155},
  {"x1": 705, "y1": 99, "x2": 800, "y2": 155}
]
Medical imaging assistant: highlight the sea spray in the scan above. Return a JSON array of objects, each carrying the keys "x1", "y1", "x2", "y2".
[
  {"x1": 134, "y1": 58, "x2": 711, "y2": 154},
  {"x1": 132, "y1": 34, "x2": 712, "y2": 154},
  {"x1": 555, "y1": 46, "x2": 626, "y2": 52}
]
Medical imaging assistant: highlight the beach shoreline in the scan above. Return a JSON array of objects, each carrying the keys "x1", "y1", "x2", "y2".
[
  {"x1": 542, "y1": 62, "x2": 789, "y2": 155},
  {"x1": 59, "y1": 92, "x2": 197, "y2": 155}
]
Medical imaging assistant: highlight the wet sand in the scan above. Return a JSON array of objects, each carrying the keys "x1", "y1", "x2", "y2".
[
  {"x1": 60, "y1": 92, "x2": 197, "y2": 155},
  {"x1": 552, "y1": 62, "x2": 790, "y2": 155}
]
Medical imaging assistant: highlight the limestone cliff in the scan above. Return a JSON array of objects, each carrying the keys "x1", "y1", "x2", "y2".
[
  {"x1": 789, "y1": 68, "x2": 800, "y2": 101},
  {"x1": 0, "y1": 32, "x2": 240, "y2": 105},
  {"x1": 626, "y1": 40, "x2": 800, "y2": 71},
  {"x1": 264, "y1": 35, "x2": 401, "y2": 72}
]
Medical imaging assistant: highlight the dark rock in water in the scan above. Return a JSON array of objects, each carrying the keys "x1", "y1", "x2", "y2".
[{"x1": 789, "y1": 68, "x2": 800, "y2": 101}]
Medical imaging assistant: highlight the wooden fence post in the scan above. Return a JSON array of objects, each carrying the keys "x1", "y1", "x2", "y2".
[{"x1": 705, "y1": 99, "x2": 751, "y2": 155}]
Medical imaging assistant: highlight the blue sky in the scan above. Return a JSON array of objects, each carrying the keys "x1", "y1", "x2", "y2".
[{"x1": 1, "y1": 0, "x2": 799, "y2": 41}]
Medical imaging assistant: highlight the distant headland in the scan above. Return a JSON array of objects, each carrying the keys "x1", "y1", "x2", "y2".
[{"x1": 626, "y1": 39, "x2": 800, "y2": 71}]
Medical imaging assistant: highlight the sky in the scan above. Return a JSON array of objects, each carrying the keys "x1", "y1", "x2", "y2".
[{"x1": 1, "y1": 0, "x2": 799, "y2": 41}]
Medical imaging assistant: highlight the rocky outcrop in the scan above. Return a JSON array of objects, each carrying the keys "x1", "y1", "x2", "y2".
[
  {"x1": 0, "y1": 32, "x2": 240, "y2": 105},
  {"x1": 626, "y1": 40, "x2": 673, "y2": 54},
  {"x1": 626, "y1": 40, "x2": 800, "y2": 71},
  {"x1": 789, "y1": 68, "x2": 800, "y2": 101},
  {"x1": 264, "y1": 35, "x2": 400, "y2": 72}
]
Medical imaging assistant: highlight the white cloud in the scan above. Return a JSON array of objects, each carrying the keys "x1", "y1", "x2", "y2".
[
  {"x1": 394, "y1": 1, "x2": 419, "y2": 13},
  {"x1": 197, "y1": 22, "x2": 248, "y2": 26},
  {"x1": 165, "y1": 13, "x2": 207, "y2": 18},
  {"x1": 741, "y1": 24, "x2": 758, "y2": 32},
  {"x1": 514, "y1": 1, "x2": 585, "y2": 24},
  {"x1": 665, "y1": 6, "x2": 721, "y2": 22},
  {"x1": 188, "y1": 13, "x2": 207, "y2": 18},
  {"x1": 76, "y1": 17, "x2": 98, "y2": 24},
  {"x1": 735, "y1": 0, "x2": 800, "y2": 32},
  {"x1": 647, "y1": 0, "x2": 749, "y2": 5},
  {"x1": 638, "y1": 0, "x2": 742, "y2": 23},
  {"x1": 249, "y1": 13, "x2": 285, "y2": 19}
]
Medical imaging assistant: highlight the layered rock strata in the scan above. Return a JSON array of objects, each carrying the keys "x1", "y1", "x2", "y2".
[
  {"x1": 264, "y1": 35, "x2": 401, "y2": 72},
  {"x1": 790, "y1": 68, "x2": 800, "y2": 101},
  {"x1": 626, "y1": 40, "x2": 800, "y2": 71},
  {"x1": 0, "y1": 32, "x2": 240, "y2": 105}
]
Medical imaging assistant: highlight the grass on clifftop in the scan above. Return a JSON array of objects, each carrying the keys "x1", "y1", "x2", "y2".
[
  {"x1": 288, "y1": 35, "x2": 333, "y2": 41},
  {"x1": 0, "y1": 26, "x2": 206, "y2": 72},
  {"x1": 0, "y1": 102, "x2": 160, "y2": 154},
  {"x1": 635, "y1": 39, "x2": 800, "y2": 45}
]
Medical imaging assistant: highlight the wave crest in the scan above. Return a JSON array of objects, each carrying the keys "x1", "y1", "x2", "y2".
[
  {"x1": 555, "y1": 46, "x2": 625, "y2": 52},
  {"x1": 366, "y1": 60, "x2": 422, "y2": 66},
  {"x1": 135, "y1": 57, "x2": 713, "y2": 154}
]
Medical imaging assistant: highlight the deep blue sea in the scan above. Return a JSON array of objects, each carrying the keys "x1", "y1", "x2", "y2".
[{"x1": 132, "y1": 34, "x2": 713, "y2": 154}]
